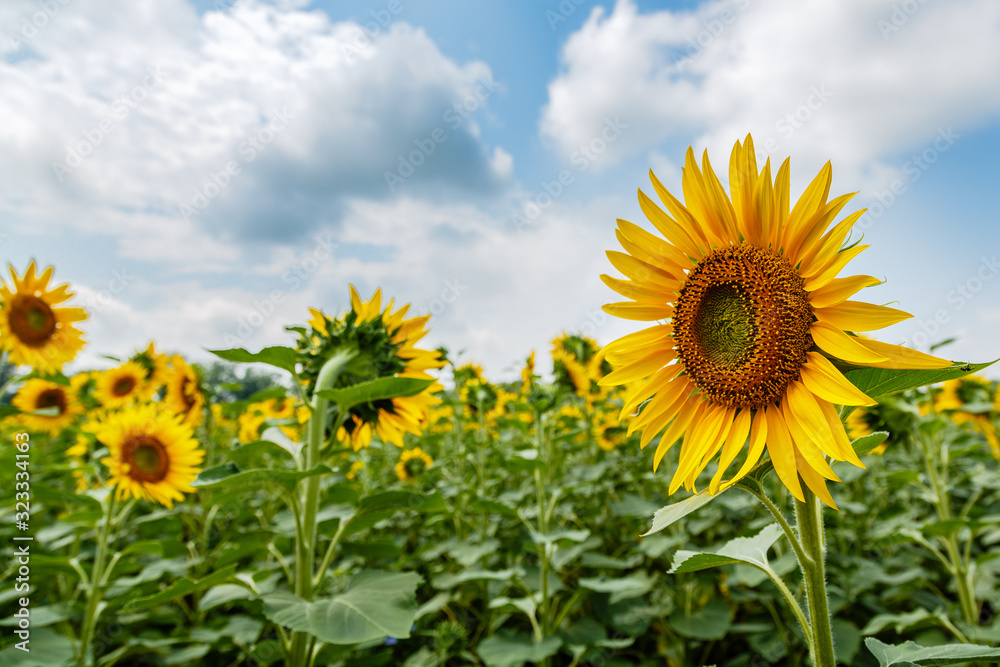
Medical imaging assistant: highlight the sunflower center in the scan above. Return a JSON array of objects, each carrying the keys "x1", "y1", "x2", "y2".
[
  {"x1": 404, "y1": 457, "x2": 426, "y2": 478},
  {"x1": 122, "y1": 435, "x2": 169, "y2": 483},
  {"x1": 9, "y1": 295, "x2": 57, "y2": 346},
  {"x1": 114, "y1": 377, "x2": 136, "y2": 396},
  {"x1": 674, "y1": 244, "x2": 813, "y2": 409},
  {"x1": 692, "y1": 284, "x2": 755, "y2": 368},
  {"x1": 36, "y1": 389, "x2": 67, "y2": 415}
]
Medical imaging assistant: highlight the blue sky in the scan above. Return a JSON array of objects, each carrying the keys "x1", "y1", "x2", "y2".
[{"x1": 2, "y1": 0, "x2": 999, "y2": 380}]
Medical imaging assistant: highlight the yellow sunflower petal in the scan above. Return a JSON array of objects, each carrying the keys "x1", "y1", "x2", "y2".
[
  {"x1": 809, "y1": 275, "x2": 882, "y2": 308},
  {"x1": 764, "y1": 406, "x2": 805, "y2": 503},
  {"x1": 814, "y1": 301, "x2": 912, "y2": 332},
  {"x1": 811, "y1": 322, "x2": 889, "y2": 365}
]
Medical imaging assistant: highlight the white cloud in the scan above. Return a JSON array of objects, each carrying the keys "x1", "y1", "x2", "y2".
[
  {"x1": 0, "y1": 0, "x2": 510, "y2": 266},
  {"x1": 541, "y1": 0, "x2": 1000, "y2": 188}
]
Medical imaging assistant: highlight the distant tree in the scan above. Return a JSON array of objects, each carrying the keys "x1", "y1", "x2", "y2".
[{"x1": 197, "y1": 360, "x2": 285, "y2": 403}]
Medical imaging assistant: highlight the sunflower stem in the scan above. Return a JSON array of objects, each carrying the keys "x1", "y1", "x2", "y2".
[
  {"x1": 289, "y1": 349, "x2": 356, "y2": 667},
  {"x1": 77, "y1": 489, "x2": 117, "y2": 667},
  {"x1": 794, "y1": 486, "x2": 836, "y2": 667}
]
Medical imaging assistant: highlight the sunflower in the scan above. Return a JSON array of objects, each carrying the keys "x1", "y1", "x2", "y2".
[
  {"x1": 165, "y1": 355, "x2": 205, "y2": 428},
  {"x1": 395, "y1": 447, "x2": 433, "y2": 482},
  {"x1": 94, "y1": 361, "x2": 149, "y2": 408},
  {"x1": 130, "y1": 342, "x2": 171, "y2": 388},
  {"x1": 95, "y1": 403, "x2": 205, "y2": 508},
  {"x1": 452, "y1": 362, "x2": 485, "y2": 388},
  {"x1": 932, "y1": 376, "x2": 999, "y2": 458},
  {"x1": 599, "y1": 135, "x2": 951, "y2": 507},
  {"x1": 346, "y1": 459, "x2": 365, "y2": 481},
  {"x1": 67, "y1": 434, "x2": 93, "y2": 492},
  {"x1": 12, "y1": 378, "x2": 82, "y2": 435},
  {"x1": 0, "y1": 261, "x2": 87, "y2": 373},
  {"x1": 299, "y1": 286, "x2": 444, "y2": 450},
  {"x1": 521, "y1": 351, "x2": 536, "y2": 395},
  {"x1": 552, "y1": 333, "x2": 614, "y2": 408}
]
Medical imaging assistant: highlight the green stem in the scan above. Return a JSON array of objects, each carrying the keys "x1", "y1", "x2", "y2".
[
  {"x1": 77, "y1": 490, "x2": 117, "y2": 667},
  {"x1": 795, "y1": 487, "x2": 836, "y2": 667},
  {"x1": 288, "y1": 350, "x2": 356, "y2": 667}
]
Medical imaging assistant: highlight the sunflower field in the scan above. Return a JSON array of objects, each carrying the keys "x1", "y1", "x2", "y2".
[{"x1": 3, "y1": 137, "x2": 1000, "y2": 667}]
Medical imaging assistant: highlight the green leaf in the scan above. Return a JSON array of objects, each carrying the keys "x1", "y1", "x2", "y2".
[
  {"x1": 340, "y1": 541, "x2": 402, "y2": 559},
  {"x1": 843, "y1": 359, "x2": 997, "y2": 398},
  {"x1": 852, "y1": 431, "x2": 889, "y2": 457},
  {"x1": 470, "y1": 497, "x2": 519, "y2": 517},
  {"x1": 260, "y1": 426, "x2": 304, "y2": 462},
  {"x1": 0, "y1": 627, "x2": 74, "y2": 666},
  {"x1": 198, "y1": 584, "x2": 256, "y2": 612},
  {"x1": 670, "y1": 524, "x2": 785, "y2": 574},
  {"x1": 865, "y1": 637, "x2": 1000, "y2": 666},
  {"x1": 642, "y1": 492, "x2": 719, "y2": 537},
  {"x1": 262, "y1": 570, "x2": 421, "y2": 644},
  {"x1": 191, "y1": 463, "x2": 331, "y2": 493},
  {"x1": 861, "y1": 609, "x2": 938, "y2": 636},
  {"x1": 129, "y1": 564, "x2": 239, "y2": 610},
  {"x1": 669, "y1": 598, "x2": 731, "y2": 640},
  {"x1": 477, "y1": 632, "x2": 562, "y2": 667},
  {"x1": 207, "y1": 346, "x2": 298, "y2": 374},
  {"x1": 358, "y1": 491, "x2": 447, "y2": 516},
  {"x1": 579, "y1": 571, "x2": 657, "y2": 604},
  {"x1": 318, "y1": 376, "x2": 435, "y2": 411},
  {"x1": 431, "y1": 568, "x2": 523, "y2": 590}
]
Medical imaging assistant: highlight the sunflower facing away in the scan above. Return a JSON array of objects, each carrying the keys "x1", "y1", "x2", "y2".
[
  {"x1": 599, "y1": 135, "x2": 951, "y2": 507},
  {"x1": 95, "y1": 403, "x2": 205, "y2": 508},
  {"x1": 164, "y1": 355, "x2": 205, "y2": 428},
  {"x1": 300, "y1": 286, "x2": 444, "y2": 450},
  {"x1": 0, "y1": 261, "x2": 87, "y2": 373},
  {"x1": 12, "y1": 378, "x2": 82, "y2": 435}
]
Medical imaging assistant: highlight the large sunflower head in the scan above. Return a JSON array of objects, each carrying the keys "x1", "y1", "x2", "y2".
[
  {"x1": 12, "y1": 378, "x2": 82, "y2": 435},
  {"x1": 165, "y1": 355, "x2": 205, "y2": 428},
  {"x1": 94, "y1": 360, "x2": 150, "y2": 408},
  {"x1": 600, "y1": 135, "x2": 952, "y2": 507},
  {"x1": 297, "y1": 285, "x2": 444, "y2": 449},
  {"x1": 0, "y1": 261, "x2": 87, "y2": 374},
  {"x1": 95, "y1": 403, "x2": 205, "y2": 508}
]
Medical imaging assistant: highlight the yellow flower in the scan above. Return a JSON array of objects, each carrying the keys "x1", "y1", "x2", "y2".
[
  {"x1": 95, "y1": 403, "x2": 205, "y2": 508},
  {"x1": 395, "y1": 447, "x2": 433, "y2": 482},
  {"x1": 346, "y1": 459, "x2": 365, "y2": 480},
  {"x1": 0, "y1": 261, "x2": 87, "y2": 373},
  {"x1": 130, "y1": 341, "x2": 170, "y2": 388},
  {"x1": 67, "y1": 434, "x2": 93, "y2": 492},
  {"x1": 12, "y1": 378, "x2": 82, "y2": 435},
  {"x1": 306, "y1": 286, "x2": 444, "y2": 450},
  {"x1": 933, "y1": 377, "x2": 999, "y2": 458},
  {"x1": 521, "y1": 351, "x2": 536, "y2": 394},
  {"x1": 94, "y1": 361, "x2": 149, "y2": 408},
  {"x1": 599, "y1": 135, "x2": 951, "y2": 508},
  {"x1": 164, "y1": 355, "x2": 205, "y2": 428}
]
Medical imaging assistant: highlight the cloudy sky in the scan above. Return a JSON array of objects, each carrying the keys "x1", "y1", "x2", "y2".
[{"x1": 3, "y1": 0, "x2": 999, "y2": 381}]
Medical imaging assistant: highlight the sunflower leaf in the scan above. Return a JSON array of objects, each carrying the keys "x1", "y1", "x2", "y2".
[
  {"x1": 261, "y1": 570, "x2": 421, "y2": 644},
  {"x1": 865, "y1": 637, "x2": 1000, "y2": 666},
  {"x1": 642, "y1": 492, "x2": 719, "y2": 537},
  {"x1": 317, "y1": 377, "x2": 435, "y2": 412},
  {"x1": 207, "y1": 346, "x2": 299, "y2": 375},
  {"x1": 191, "y1": 463, "x2": 331, "y2": 493},
  {"x1": 128, "y1": 564, "x2": 239, "y2": 610},
  {"x1": 670, "y1": 524, "x2": 784, "y2": 574},
  {"x1": 842, "y1": 359, "x2": 997, "y2": 398},
  {"x1": 851, "y1": 431, "x2": 889, "y2": 457}
]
